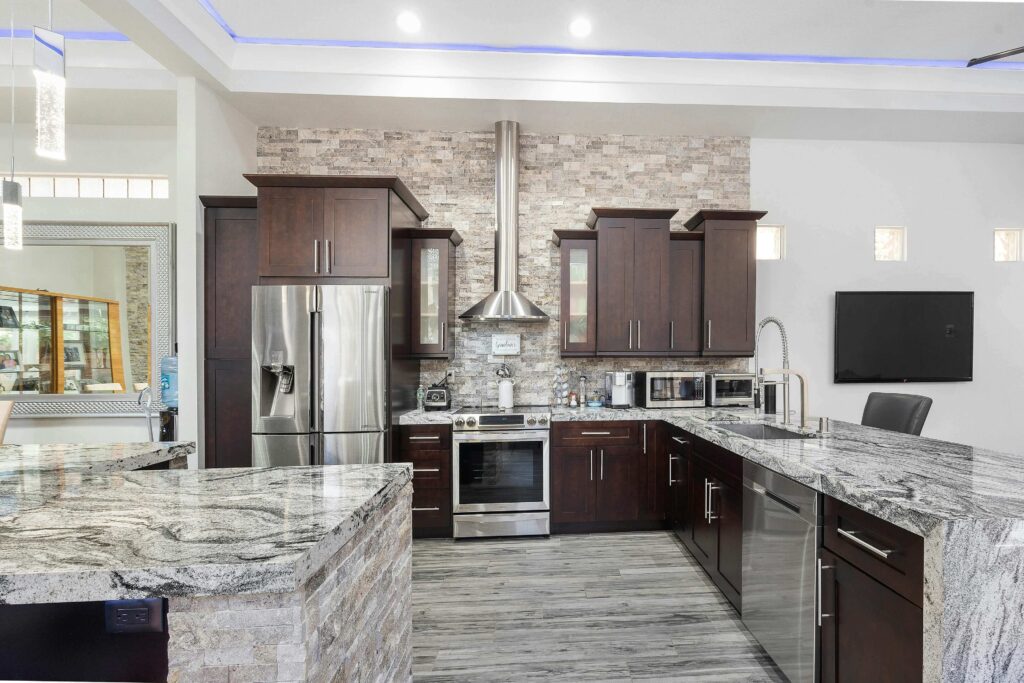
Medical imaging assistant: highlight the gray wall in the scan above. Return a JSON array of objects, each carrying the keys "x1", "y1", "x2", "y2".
[{"x1": 258, "y1": 127, "x2": 750, "y2": 405}]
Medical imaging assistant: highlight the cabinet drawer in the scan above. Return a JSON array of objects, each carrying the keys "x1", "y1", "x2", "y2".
[
  {"x1": 412, "y1": 487, "x2": 452, "y2": 527},
  {"x1": 409, "y1": 451, "x2": 450, "y2": 489},
  {"x1": 398, "y1": 424, "x2": 451, "y2": 451},
  {"x1": 824, "y1": 496, "x2": 923, "y2": 607},
  {"x1": 552, "y1": 421, "x2": 640, "y2": 447}
]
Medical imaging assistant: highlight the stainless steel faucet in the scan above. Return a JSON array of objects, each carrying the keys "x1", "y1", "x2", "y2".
[
  {"x1": 759, "y1": 368, "x2": 809, "y2": 429},
  {"x1": 754, "y1": 316, "x2": 790, "y2": 419}
]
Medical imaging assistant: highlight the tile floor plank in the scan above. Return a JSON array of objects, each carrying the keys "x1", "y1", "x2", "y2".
[{"x1": 413, "y1": 531, "x2": 786, "y2": 682}]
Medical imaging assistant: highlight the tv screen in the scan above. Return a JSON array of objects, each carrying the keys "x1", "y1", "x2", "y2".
[{"x1": 834, "y1": 291, "x2": 973, "y2": 383}]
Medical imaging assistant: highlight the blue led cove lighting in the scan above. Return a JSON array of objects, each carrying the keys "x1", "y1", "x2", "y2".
[{"x1": 196, "y1": 0, "x2": 1024, "y2": 70}]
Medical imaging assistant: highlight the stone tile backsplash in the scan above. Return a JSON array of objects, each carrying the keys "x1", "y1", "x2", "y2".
[{"x1": 258, "y1": 126, "x2": 751, "y2": 405}]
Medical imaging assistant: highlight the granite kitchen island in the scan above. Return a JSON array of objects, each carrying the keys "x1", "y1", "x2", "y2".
[
  {"x1": 0, "y1": 442, "x2": 413, "y2": 683},
  {"x1": 402, "y1": 406, "x2": 1024, "y2": 682}
]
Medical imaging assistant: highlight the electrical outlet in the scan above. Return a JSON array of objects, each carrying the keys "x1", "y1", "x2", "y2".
[{"x1": 104, "y1": 598, "x2": 164, "y2": 634}]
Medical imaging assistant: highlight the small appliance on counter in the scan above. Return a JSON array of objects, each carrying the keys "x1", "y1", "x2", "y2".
[
  {"x1": 706, "y1": 372, "x2": 757, "y2": 407},
  {"x1": 635, "y1": 371, "x2": 704, "y2": 409},
  {"x1": 496, "y1": 363, "x2": 515, "y2": 410},
  {"x1": 423, "y1": 373, "x2": 453, "y2": 411},
  {"x1": 604, "y1": 371, "x2": 636, "y2": 408}
]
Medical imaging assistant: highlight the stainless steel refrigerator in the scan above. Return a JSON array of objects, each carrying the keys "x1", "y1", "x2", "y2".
[{"x1": 251, "y1": 285, "x2": 388, "y2": 467}]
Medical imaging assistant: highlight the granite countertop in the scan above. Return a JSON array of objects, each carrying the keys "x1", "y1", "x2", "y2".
[
  {"x1": 0, "y1": 463, "x2": 412, "y2": 605},
  {"x1": 0, "y1": 441, "x2": 193, "y2": 477},
  {"x1": 400, "y1": 405, "x2": 1024, "y2": 538}
]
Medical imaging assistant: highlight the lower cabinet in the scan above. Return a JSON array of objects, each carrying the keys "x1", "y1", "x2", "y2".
[
  {"x1": 394, "y1": 425, "x2": 452, "y2": 538},
  {"x1": 819, "y1": 548, "x2": 923, "y2": 683},
  {"x1": 204, "y1": 359, "x2": 252, "y2": 469}
]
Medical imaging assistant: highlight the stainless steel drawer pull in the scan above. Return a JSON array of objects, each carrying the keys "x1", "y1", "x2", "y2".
[
  {"x1": 409, "y1": 435, "x2": 441, "y2": 441},
  {"x1": 564, "y1": 321, "x2": 568, "y2": 349},
  {"x1": 707, "y1": 484, "x2": 721, "y2": 520},
  {"x1": 704, "y1": 478, "x2": 711, "y2": 521},
  {"x1": 671, "y1": 437, "x2": 689, "y2": 446},
  {"x1": 589, "y1": 449, "x2": 594, "y2": 481},
  {"x1": 628, "y1": 320, "x2": 633, "y2": 350},
  {"x1": 325, "y1": 239, "x2": 332, "y2": 274},
  {"x1": 637, "y1": 319, "x2": 641, "y2": 349},
  {"x1": 642, "y1": 423, "x2": 647, "y2": 453},
  {"x1": 836, "y1": 528, "x2": 893, "y2": 559},
  {"x1": 413, "y1": 468, "x2": 440, "y2": 473},
  {"x1": 706, "y1": 320, "x2": 712, "y2": 349},
  {"x1": 412, "y1": 507, "x2": 440, "y2": 512},
  {"x1": 313, "y1": 239, "x2": 320, "y2": 274},
  {"x1": 817, "y1": 558, "x2": 834, "y2": 626},
  {"x1": 670, "y1": 321, "x2": 675, "y2": 349},
  {"x1": 580, "y1": 431, "x2": 611, "y2": 436},
  {"x1": 441, "y1": 321, "x2": 446, "y2": 351},
  {"x1": 600, "y1": 449, "x2": 605, "y2": 480},
  {"x1": 669, "y1": 455, "x2": 680, "y2": 485}
]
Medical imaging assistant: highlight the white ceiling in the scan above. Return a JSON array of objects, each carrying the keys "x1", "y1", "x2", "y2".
[{"x1": 209, "y1": 0, "x2": 1024, "y2": 62}]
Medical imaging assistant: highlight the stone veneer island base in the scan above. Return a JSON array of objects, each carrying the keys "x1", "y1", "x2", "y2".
[{"x1": 0, "y1": 456, "x2": 413, "y2": 683}]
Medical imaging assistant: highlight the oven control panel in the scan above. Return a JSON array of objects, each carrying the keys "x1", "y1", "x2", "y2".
[{"x1": 453, "y1": 411, "x2": 550, "y2": 431}]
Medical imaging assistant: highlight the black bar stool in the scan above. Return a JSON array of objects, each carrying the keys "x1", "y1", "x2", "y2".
[{"x1": 861, "y1": 392, "x2": 932, "y2": 436}]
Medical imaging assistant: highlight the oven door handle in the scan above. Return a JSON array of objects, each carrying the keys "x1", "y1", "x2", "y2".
[{"x1": 453, "y1": 431, "x2": 550, "y2": 444}]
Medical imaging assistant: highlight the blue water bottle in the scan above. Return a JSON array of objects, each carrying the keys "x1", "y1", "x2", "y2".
[{"x1": 160, "y1": 345, "x2": 178, "y2": 409}]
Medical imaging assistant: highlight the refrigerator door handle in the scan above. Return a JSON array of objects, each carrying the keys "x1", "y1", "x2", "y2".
[{"x1": 310, "y1": 301, "x2": 322, "y2": 433}]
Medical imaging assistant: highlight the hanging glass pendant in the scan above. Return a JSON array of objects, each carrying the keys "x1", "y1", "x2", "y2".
[
  {"x1": 2, "y1": 179, "x2": 23, "y2": 250},
  {"x1": 33, "y1": 27, "x2": 65, "y2": 160}
]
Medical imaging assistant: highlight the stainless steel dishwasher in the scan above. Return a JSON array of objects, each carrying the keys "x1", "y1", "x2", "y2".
[{"x1": 742, "y1": 460, "x2": 821, "y2": 683}]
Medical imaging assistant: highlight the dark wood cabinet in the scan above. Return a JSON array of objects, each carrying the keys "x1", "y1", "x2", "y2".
[
  {"x1": 394, "y1": 425, "x2": 453, "y2": 538},
  {"x1": 716, "y1": 475, "x2": 743, "y2": 597},
  {"x1": 668, "y1": 236, "x2": 703, "y2": 354},
  {"x1": 820, "y1": 549, "x2": 923, "y2": 683},
  {"x1": 595, "y1": 216, "x2": 635, "y2": 353},
  {"x1": 551, "y1": 447, "x2": 596, "y2": 524},
  {"x1": 685, "y1": 210, "x2": 765, "y2": 356},
  {"x1": 257, "y1": 186, "x2": 323, "y2": 277},
  {"x1": 555, "y1": 233, "x2": 597, "y2": 355},
  {"x1": 664, "y1": 427, "x2": 689, "y2": 534},
  {"x1": 594, "y1": 446, "x2": 643, "y2": 522},
  {"x1": 322, "y1": 188, "x2": 390, "y2": 277},
  {"x1": 201, "y1": 197, "x2": 259, "y2": 469},
  {"x1": 409, "y1": 236, "x2": 455, "y2": 357},
  {"x1": 632, "y1": 219, "x2": 671, "y2": 352}
]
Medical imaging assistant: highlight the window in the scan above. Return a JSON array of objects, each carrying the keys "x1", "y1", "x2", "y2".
[
  {"x1": 8, "y1": 174, "x2": 170, "y2": 199},
  {"x1": 994, "y1": 229, "x2": 1022, "y2": 262},
  {"x1": 756, "y1": 225, "x2": 785, "y2": 260},
  {"x1": 874, "y1": 226, "x2": 907, "y2": 262}
]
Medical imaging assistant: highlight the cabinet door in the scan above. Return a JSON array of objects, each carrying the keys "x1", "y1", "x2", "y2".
[
  {"x1": 205, "y1": 207, "x2": 259, "y2": 359},
  {"x1": 596, "y1": 218, "x2": 635, "y2": 352},
  {"x1": 204, "y1": 359, "x2": 252, "y2": 468},
  {"x1": 551, "y1": 447, "x2": 596, "y2": 524},
  {"x1": 410, "y1": 238, "x2": 450, "y2": 356},
  {"x1": 560, "y1": 239, "x2": 597, "y2": 355},
  {"x1": 668, "y1": 239, "x2": 703, "y2": 354},
  {"x1": 323, "y1": 188, "x2": 389, "y2": 277},
  {"x1": 689, "y1": 461, "x2": 718, "y2": 568},
  {"x1": 595, "y1": 446, "x2": 643, "y2": 522},
  {"x1": 703, "y1": 219, "x2": 756, "y2": 355},
  {"x1": 258, "y1": 187, "x2": 324, "y2": 277},
  {"x1": 665, "y1": 432, "x2": 689, "y2": 533},
  {"x1": 632, "y1": 219, "x2": 671, "y2": 352},
  {"x1": 715, "y1": 476, "x2": 743, "y2": 598},
  {"x1": 820, "y1": 550, "x2": 923, "y2": 683}
]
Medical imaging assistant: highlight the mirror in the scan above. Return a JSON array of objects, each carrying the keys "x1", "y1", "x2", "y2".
[{"x1": 0, "y1": 223, "x2": 175, "y2": 417}]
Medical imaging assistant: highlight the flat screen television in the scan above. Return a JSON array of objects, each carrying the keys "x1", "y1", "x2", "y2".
[{"x1": 834, "y1": 291, "x2": 973, "y2": 383}]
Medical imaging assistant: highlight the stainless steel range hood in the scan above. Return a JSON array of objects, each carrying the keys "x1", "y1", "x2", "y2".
[{"x1": 460, "y1": 121, "x2": 548, "y2": 322}]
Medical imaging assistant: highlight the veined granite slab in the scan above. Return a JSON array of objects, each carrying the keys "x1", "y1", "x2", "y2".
[
  {"x1": 0, "y1": 463, "x2": 412, "y2": 605},
  {"x1": 0, "y1": 441, "x2": 193, "y2": 477}
]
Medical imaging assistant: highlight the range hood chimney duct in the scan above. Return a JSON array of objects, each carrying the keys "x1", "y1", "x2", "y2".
[{"x1": 459, "y1": 121, "x2": 549, "y2": 322}]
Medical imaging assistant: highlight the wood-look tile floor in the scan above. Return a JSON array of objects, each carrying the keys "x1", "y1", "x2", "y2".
[{"x1": 412, "y1": 531, "x2": 786, "y2": 682}]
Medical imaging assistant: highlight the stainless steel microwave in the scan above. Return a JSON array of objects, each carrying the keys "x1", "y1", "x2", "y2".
[
  {"x1": 635, "y1": 371, "x2": 705, "y2": 408},
  {"x1": 706, "y1": 373, "x2": 756, "y2": 407}
]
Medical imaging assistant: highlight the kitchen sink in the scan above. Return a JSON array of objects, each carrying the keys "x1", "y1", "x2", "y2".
[{"x1": 716, "y1": 423, "x2": 816, "y2": 440}]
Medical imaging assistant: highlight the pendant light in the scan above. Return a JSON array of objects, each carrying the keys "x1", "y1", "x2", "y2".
[
  {"x1": 33, "y1": 0, "x2": 64, "y2": 160},
  {"x1": 3, "y1": 11, "x2": 23, "y2": 251}
]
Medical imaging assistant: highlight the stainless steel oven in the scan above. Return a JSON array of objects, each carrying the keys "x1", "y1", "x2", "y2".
[
  {"x1": 706, "y1": 373, "x2": 757, "y2": 407},
  {"x1": 452, "y1": 407, "x2": 550, "y2": 538},
  {"x1": 635, "y1": 371, "x2": 705, "y2": 408}
]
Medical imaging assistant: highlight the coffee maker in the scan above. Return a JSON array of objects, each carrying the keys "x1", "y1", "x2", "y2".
[{"x1": 603, "y1": 371, "x2": 636, "y2": 408}]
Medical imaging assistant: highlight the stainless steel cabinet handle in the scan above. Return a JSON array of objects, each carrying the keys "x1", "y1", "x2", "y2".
[
  {"x1": 412, "y1": 507, "x2": 440, "y2": 512},
  {"x1": 836, "y1": 528, "x2": 893, "y2": 559},
  {"x1": 628, "y1": 320, "x2": 633, "y2": 350},
  {"x1": 669, "y1": 455, "x2": 680, "y2": 485},
  {"x1": 412, "y1": 468, "x2": 440, "y2": 474},
  {"x1": 409, "y1": 435, "x2": 441, "y2": 441},
  {"x1": 818, "y1": 558, "x2": 834, "y2": 625},
  {"x1": 313, "y1": 239, "x2": 320, "y2": 274},
  {"x1": 637, "y1": 320, "x2": 641, "y2": 349},
  {"x1": 325, "y1": 239, "x2": 332, "y2": 274},
  {"x1": 704, "y1": 478, "x2": 711, "y2": 521},
  {"x1": 671, "y1": 437, "x2": 689, "y2": 446},
  {"x1": 600, "y1": 449, "x2": 605, "y2": 480},
  {"x1": 581, "y1": 431, "x2": 611, "y2": 436},
  {"x1": 707, "y1": 483, "x2": 721, "y2": 520},
  {"x1": 670, "y1": 321, "x2": 675, "y2": 349},
  {"x1": 564, "y1": 321, "x2": 568, "y2": 349},
  {"x1": 642, "y1": 423, "x2": 647, "y2": 454},
  {"x1": 589, "y1": 449, "x2": 594, "y2": 481},
  {"x1": 441, "y1": 321, "x2": 446, "y2": 351},
  {"x1": 706, "y1": 320, "x2": 712, "y2": 349}
]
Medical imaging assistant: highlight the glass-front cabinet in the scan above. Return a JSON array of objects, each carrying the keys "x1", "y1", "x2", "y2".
[
  {"x1": 410, "y1": 237, "x2": 452, "y2": 357},
  {"x1": 559, "y1": 238, "x2": 597, "y2": 355},
  {"x1": 0, "y1": 286, "x2": 127, "y2": 394}
]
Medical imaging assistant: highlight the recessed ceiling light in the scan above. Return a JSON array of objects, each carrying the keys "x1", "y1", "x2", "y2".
[
  {"x1": 396, "y1": 11, "x2": 422, "y2": 34},
  {"x1": 569, "y1": 17, "x2": 592, "y2": 38}
]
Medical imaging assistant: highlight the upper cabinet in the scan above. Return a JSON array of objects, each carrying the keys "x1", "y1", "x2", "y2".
[
  {"x1": 245, "y1": 175, "x2": 429, "y2": 280},
  {"x1": 589, "y1": 208, "x2": 676, "y2": 355},
  {"x1": 407, "y1": 231, "x2": 460, "y2": 358},
  {"x1": 685, "y1": 210, "x2": 766, "y2": 357},
  {"x1": 554, "y1": 231, "x2": 597, "y2": 355},
  {"x1": 668, "y1": 236, "x2": 703, "y2": 355}
]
